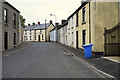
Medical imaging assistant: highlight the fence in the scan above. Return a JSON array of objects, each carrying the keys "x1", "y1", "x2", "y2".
[{"x1": 104, "y1": 24, "x2": 120, "y2": 56}]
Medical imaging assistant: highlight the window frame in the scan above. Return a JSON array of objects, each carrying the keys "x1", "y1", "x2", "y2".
[
  {"x1": 13, "y1": 13, "x2": 16, "y2": 27},
  {"x1": 82, "y1": 7, "x2": 86, "y2": 24},
  {"x1": 76, "y1": 12, "x2": 79, "y2": 27},
  {"x1": 4, "y1": 8, "x2": 8, "y2": 24},
  {"x1": 82, "y1": 30, "x2": 86, "y2": 45},
  {"x1": 40, "y1": 30, "x2": 42, "y2": 34},
  {"x1": 42, "y1": 35, "x2": 44, "y2": 40}
]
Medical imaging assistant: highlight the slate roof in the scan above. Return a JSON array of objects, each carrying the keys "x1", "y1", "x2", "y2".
[{"x1": 24, "y1": 23, "x2": 51, "y2": 30}]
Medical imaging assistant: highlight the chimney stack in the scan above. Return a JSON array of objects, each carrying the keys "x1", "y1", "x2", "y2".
[
  {"x1": 38, "y1": 22, "x2": 40, "y2": 25},
  {"x1": 50, "y1": 20, "x2": 52, "y2": 24},
  {"x1": 61, "y1": 20, "x2": 67, "y2": 24},
  {"x1": 55, "y1": 23, "x2": 59, "y2": 28},
  {"x1": 33, "y1": 23, "x2": 35, "y2": 25}
]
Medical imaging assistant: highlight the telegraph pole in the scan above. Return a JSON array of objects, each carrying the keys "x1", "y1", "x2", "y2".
[{"x1": 45, "y1": 19, "x2": 47, "y2": 42}]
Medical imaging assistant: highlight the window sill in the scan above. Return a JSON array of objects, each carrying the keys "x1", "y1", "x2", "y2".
[
  {"x1": 76, "y1": 25, "x2": 79, "y2": 27},
  {"x1": 14, "y1": 26, "x2": 17, "y2": 29},
  {"x1": 82, "y1": 22, "x2": 86, "y2": 25},
  {"x1": 4, "y1": 23, "x2": 8, "y2": 26}
]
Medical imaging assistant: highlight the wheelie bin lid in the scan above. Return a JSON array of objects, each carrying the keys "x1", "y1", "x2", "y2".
[{"x1": 82, "y1": 44, "x2": 93, "y2": 47}]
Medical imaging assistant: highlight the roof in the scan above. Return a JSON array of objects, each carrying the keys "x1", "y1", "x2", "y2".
[
  {"x1": 24, "y1": 23, "x2": 51, "y2": 30},
  {"x1": 3, "y1": 1, "x2": 20, "y2": 13},
  {"x1": 57, "y1": 21, "x2": 68, "y2": 30},
  {"x1": 67, "y1": 2, "x2": 88, "y2": 20},
  {"x1": 50, "y1": 28, "x2": 56, "y2": 32}
]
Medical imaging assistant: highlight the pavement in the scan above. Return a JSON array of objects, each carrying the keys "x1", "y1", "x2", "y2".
[
  {"x1": 57, "y1": 43, "x2": 120, "y2": 79},
  {"x1": 2, "y1": 42, "x2": 113, "y2": 78},
  {"x1": 2, "y1": 42, "x2": 30, "y2": 56}
]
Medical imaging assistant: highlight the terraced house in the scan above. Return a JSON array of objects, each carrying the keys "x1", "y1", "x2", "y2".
[
  {"x1": 2, "y1": 1, "x2": 20, "y2": 50},
  {"x1": 57, "y1": 1, "x2": 119, "y2": 56},
  {"x1": 57, "y1": 20, "x2": 68, "y2": 45},
  {"x1": 75, "y1": 1, "x2": 119, "y2": 56},
  {"x1": 24, "y1": 21, "x2": 55, "y2": 42}
]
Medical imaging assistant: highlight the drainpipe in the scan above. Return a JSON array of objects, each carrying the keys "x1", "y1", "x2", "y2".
[
  {"x1": 45, "y1": 19, "x2": 47, "y2": 42},
  {"x1": 89, "y1": 2, "x2": 91, "y2": 44},
  {"x1": 0, "y1": 0, "x2": 2, "y2": 79}
]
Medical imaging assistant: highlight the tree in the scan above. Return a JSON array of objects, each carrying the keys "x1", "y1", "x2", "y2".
[{"x1": 20, "y1": 15, "x2": 26, "y2": 28}]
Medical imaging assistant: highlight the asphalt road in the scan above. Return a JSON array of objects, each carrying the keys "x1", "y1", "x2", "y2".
[{"x1": 3, "y1": 42, "x2": 108, "y2": 78}]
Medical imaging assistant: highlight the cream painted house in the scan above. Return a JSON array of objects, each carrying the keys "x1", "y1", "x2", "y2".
[
  {"x1": 74, "y1": 1, "x2": 119, "y2": 55},
  {"x1": 23, "y1": 21, "x2": 55, "y2": 42},
  {"x1": 46, "y1": 21, "x2": 55, "y2": 42}
]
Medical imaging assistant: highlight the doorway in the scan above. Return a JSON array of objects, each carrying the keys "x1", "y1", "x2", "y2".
[
  {"x1": 76, "y1": 31, "x2": 79, "y2": 49},
  {"x1": 38, "y1": 35, "x2": 40, "y2": 42},
  {"x1": 4, "y1": 32, "x2": 8, "y2": 50},
  {"x1": 83, "y1": 30, "x2": 86, "y2": 45},
  {"x1": 13, "y1": 33, "x2": 16, "y2": 45}
]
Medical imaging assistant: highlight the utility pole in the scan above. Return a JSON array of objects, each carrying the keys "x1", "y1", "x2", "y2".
[
  {"x1": 0, "y1": 0, "x2": 2, "y2": 79},
  {"x1": 45, "y1": 19, "x2": 47, "y2": 42}
]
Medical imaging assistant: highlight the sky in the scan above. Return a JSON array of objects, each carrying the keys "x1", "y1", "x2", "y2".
[{"x1": 6, "y1": 0, "x2": 82, "y2": 25}]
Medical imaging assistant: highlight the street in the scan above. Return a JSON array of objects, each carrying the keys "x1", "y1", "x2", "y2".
[{"x1": 3, "y1": 42, "x2": 108, "y2": 78}]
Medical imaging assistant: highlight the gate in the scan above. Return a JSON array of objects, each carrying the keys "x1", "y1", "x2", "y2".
[{"x1": 104, "y1": 24, "x2": 120, "y2": 56}]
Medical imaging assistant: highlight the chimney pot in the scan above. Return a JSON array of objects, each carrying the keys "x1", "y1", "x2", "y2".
[
  {"x1": 38, "y1": 22, "x2": 40, "y2": 25},
  {"x1": 50, "y1": 20, "x2": 52, "y2": 24},
  {"x1": 28, "y1": 24, "x2": 30, "y2": 26},
  {"x1": 33, "y1": 23, "x2": 35, "y2": 25}
]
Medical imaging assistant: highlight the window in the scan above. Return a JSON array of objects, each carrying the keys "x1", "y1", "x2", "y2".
[
  {"x1": 4, "y1": 8, "x2": 7, "y2": 24},
  {"x1": 42, "y1": 35, "x2": 44, "y2": 40},
  {"x1": 25, "y1": 31, "x2": 27, "y2": 35},
  {"x1": 40, "y1": 30, "x2": 42, "y2": 34},
  {"x1": 72, "y1": 32, "x2": 74, "y2": 45},
  {"x1": 13, "y1": 33, "x2": 16, "y2": 45},
  {"x1": 76, "y1": 12, "x2": 79, "y2": 27},
  {"x1": 35, "y1": 30, "x2": 36, "y2": 34},
  {"x1": 83, "y1": 30, "x2": 86, "y2": 45},
  {"x1": 72, "y1": 17, "x2": 73, "y2": 27},
  {"x1": 82, "y1": 7, "x2": 86, "y2": 24},
  {"x1": 30, "y1": 36, "x2": 31, "y2": 40},
  {"x1": 35, "y1": 35, "x2": 36, "y2": 40},
  {"x1": 30, "y1": 30, "x2": 31, "y2": 35},
  {"x1": 26, "y1": 36, "x2": 28, "y2": 40},
  {"x1": 13, "y1": 14, "x2": 16, "y2": 26}
]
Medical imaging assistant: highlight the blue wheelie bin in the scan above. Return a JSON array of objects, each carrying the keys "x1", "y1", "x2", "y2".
[{"x1": 82, "y1": 44, "x2": 93, "y2": 58}]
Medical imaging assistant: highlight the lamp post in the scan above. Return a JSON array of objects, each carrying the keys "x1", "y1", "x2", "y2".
[
  {"x1": 50, "y1": 14, "x2": 58, "y2": 42},
  {"x1": 50, "y1": 14, "x2": 57, "y2": 24}
]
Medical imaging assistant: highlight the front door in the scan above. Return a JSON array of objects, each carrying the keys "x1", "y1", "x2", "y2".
[
  {"x1": 4, "y1": 32, "x2": 8, "y2": 50},
  {"x1": 76, "y1": 31, "x2": 78, "y2": 49},
  {"x1": 14, "y1": 33, "x2": 16, "y2": 45},
  {"x1": 83, "y1": 30, "x2": 86, "y2": 45},
  {"x1": 38, "y1": 35, "x2": 40, "y2": 42}
]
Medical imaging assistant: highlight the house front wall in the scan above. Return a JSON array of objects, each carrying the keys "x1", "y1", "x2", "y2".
[
  {"x1": 67, "y1": 16, "x2": 76, "y2": 48},
  {"x1": 63, "y1": 25, "x2": 67, "y2": 45},
  {"x1": 24, "y1": 29, "x2": 46, "y2": 42},
  {"x1": 57, "y1": 29, "x2": 60, "y2": 43},
  {"x1": 76, "y1": 2, "x2": 119, "y2": 53},
  {"x1": 0, "y1": 0, "x2": 2, "y2": 52},
  {"x1": 90, "y1": 2, "x2": 119, "y2": 52},
  {"x1": 2, "y1": 2, "x2": 19, "y2": 50},
  {"x1": 46, "y1": 24, "x2": 54, "y2": 41},
  {"x1": 50, "y1": 29, "x2": 57, "y2": 42},
  {"x1": 78, "y1": 3, "x2": 90, "y2": 49},
  {"x1": 34, "y1": 29, "x2": 45, "y2": 42}
]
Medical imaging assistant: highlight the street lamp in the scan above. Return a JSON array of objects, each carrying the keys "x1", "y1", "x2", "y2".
[
  {"x1": 50, "y1": 14, "x2": 58, "y2": 42},
  {"x1": 50, "y1": 14, "x2": 57, "y2": 24}
]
